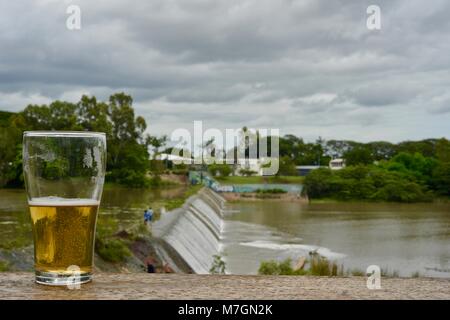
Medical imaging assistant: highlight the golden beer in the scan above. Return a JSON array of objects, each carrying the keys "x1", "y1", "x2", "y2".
[{"x1": 29, "y1": 199, "x2": 99, "y2": 275}]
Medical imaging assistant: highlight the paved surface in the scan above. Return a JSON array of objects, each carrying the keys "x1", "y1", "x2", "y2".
[{"x1": 0, "y1": 273, "x2": 449, "y2": 300}]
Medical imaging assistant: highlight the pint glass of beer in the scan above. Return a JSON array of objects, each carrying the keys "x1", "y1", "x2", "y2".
[{"x1": 23, "y1": 131, "x2": 106, "y2": 285}]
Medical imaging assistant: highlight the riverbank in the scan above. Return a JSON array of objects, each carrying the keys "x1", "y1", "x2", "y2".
[
  {"x1": 307, "y1": 197, "x2": 450, "y2": 204},
  {"x1": 222, "y1": 192, "x2": 308, "y2": 202},
  {"x1": 216, "y1": 175, "x2": 304, "y2": 185}
]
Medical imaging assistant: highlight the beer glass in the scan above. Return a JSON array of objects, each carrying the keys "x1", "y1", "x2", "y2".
[{"x1": 23, "y1": 131, "x2": 106, "y2": 285}]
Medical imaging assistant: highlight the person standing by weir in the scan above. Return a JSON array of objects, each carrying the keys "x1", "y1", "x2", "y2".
[
  {"x1": 143, "y1": 208, "x2": 153, "y2": 225},
  {"x1": 145, "y1": 256, "x2": 156, "y2": 273}
]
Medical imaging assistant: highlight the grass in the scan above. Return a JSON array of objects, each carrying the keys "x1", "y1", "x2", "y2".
[
  {"x1": 258, "y1": 255, "x2": 405, "y2": 278},
  {"x1": 258, "y1": 255, "x2": 344, "y2": 277},
  {"x1": 310, "y1": 255, "x2": 342, "y2": 276},
  {"x1": 349, "y1": 269, "x2": 365, "y2": 276},
  {"x1": 381, "y1": 268, "x2": 400, "y2": 278},
  {"x1": 258, "y1": 258, "x2": 309, "y2": 276},
  {"x1": 216, "y1": 175, "x2": 304, "y2": 185},
  {"x1": 164, "y1": 184, "x2": 202, "y2": 211}
]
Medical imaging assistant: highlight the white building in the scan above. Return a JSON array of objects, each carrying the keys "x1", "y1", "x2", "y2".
[
  {"x1": 156, "y1": 153, "x2": 193, "y2": 164},
  {"x1": 329, "y1": 158, "x2": 345, "y2": 170}
]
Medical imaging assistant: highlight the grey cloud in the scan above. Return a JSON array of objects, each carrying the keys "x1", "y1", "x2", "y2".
[
  {"x1": 0, "y1": 0, "x2": 449, "y2": 142},
  {"x1": 349, "y1": 83, "x2": 418, "y2": 107}
]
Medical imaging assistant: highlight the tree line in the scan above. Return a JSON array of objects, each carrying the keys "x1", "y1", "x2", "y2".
[
  {"x1": 302, "y1": 139, "x2": 450, "y2": 202},
  {"x1": 1, "y1": 93, "x2": 449, "y2": 200},
  {"x1": 0, "y1": 93, "x2": 151, "y2": 187}
]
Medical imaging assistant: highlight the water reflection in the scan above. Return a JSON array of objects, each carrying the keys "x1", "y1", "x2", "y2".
[{"x1": 0, "y1": 186, "x2": 187, "y2": 250}]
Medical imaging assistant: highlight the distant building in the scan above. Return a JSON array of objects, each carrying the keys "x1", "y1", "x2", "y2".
[
  {"x1": 329, "y1": 158, "x2": 345, "y2": 170},
  {"x1": 156, "y1": 153, "x2": 193, "y2": 164},
  {"x1": 296, "y1": 159, "x2": 346, "y2": 176}
]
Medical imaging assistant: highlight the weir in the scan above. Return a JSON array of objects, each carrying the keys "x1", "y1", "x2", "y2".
[{"x1": 152, "y1": 188, "x2": 227, "y2": 274}]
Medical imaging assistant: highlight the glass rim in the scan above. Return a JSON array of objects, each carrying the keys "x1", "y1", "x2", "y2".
[{"x1": 23, "y1": 131, "x2": 106, "y2": 137}]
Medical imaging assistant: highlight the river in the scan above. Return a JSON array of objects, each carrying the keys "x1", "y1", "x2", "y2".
[
  {"x1": 223, "y1": 201, "x2": 450, "y2": 278},
  {"x1": 1, "y1": 187, "x2": 449, "y2": 278}
]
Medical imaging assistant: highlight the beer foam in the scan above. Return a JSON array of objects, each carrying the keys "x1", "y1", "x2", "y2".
[{"x1": 28, "y1": 197, "x2": 100, "y2": 206}]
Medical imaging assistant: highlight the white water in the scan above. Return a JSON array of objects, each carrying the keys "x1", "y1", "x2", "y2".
[
  {"x1": 153, "y1": 189, "x2": 226, "y2": 274},
  {"x1": 240, "y1": 240, "x2": 346, "y2": 260}
]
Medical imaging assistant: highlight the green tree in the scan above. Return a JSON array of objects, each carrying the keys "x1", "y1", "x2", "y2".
[
  {"x1": 344, "y1": 145, "x2": 373, "y2": 166},
  {"x1": 77, "y1": 95, "x2": 112, "y2": 134},
  {"x1": 0, "y1": 93, "x2": 152, "y2": 188},
  {"x1": 367, "y1": 141, "x2": 397, "y2": 160},
  {"x1": 208, "y1": 164, "x2": 232, "y2": 177},
  {"x1": 396, "y1": 139, "x2": 437, "y2": 158},
  {"x1": 303, "y1": 168, "x2": 333, "y2": 198},
  {"x1": 435, "y1": 138, "x2": 450, "y2": 163},
  {"x1": 431, "y1": 162, "x2": 450, "y2": 196},
  {"x1": 277, "y1": 156, "x2": 297, "y2": 176}
]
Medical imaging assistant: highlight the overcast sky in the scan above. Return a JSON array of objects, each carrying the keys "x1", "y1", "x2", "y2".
[{"x1": 1, "y1": 0, "x2": 449, "y2": 142}]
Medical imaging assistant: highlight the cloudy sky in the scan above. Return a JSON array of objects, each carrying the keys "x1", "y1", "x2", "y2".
[{"x1": 1, "y1": 0, "x2": 449, "y2": 142}]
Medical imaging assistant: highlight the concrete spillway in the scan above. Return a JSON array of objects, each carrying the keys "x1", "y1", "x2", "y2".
[{"x1": 152, "y1": 188, "x2": 226, "y2": 274}]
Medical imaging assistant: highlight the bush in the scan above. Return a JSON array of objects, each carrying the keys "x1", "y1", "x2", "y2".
[
  {"x1": 208, "y1": 164, "x2": 232, "y2": 177},
  {"x1": 171, "y1": 165, "x2": 189, "y2": 175},
  {"x1": 431, "y1": 162, "x2": 450, "y2": 196},
  {"x1": 239, "y1": 169, "x2": 257, "y2": 176},
  {"x1": 309, "y1": 254, "x2": 341, "y2": 276},
  {"x1": 148, "y1": 175, "x2": 162, "y2": 187},
  {"x1": 258, "y1": 259, "x2": 301, "y2": 275},
  {"x1": 371, "y1": 180, "x2": 428, "y2": 202},
  {"x1": 108, "y1": 168, "x2": 149, "y2": 188},
  {"x1": 302, "y1": 168, "x2": 333, "y2": 198},
  {"x1": 277, "y1": 156, "x2": 297, "y2": 176},
  {"x1": 303, "y1": 163, "x2": 431, "y2": 202},
  {"x1": 95, "y1": 238, "x2": 131, "y2": 263},
  {"x1": 209, "y1": 255, "x2": 226, "y2": 274},
  {"x1": 258, "y1": 256, "x2": 341, "y2": 276}
]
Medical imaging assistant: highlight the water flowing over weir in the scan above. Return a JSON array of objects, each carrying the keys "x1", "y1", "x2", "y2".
[{"x1": 152, "y1": 188, "x2": 226, "y2": 274}]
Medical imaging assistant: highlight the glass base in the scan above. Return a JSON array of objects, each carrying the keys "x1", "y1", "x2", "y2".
[{"x1": 35, "y1": 270, "x2": 92, "y2": 286}]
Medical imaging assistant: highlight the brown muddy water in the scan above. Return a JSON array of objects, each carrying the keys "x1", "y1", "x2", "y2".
[{"x1": 1, "y1": 188, "x2": 449, "y2": 277}]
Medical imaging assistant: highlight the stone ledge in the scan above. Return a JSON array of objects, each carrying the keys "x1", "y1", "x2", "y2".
[{"x1": 0, "y1": 273, "x2": 448, "y2": 300}]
